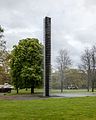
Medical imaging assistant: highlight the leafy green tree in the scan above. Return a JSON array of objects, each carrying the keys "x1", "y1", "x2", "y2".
[
  {"x1": 51, "y1": 69, "x2": 87, "y2": 90},
  {"x1": 65, "y1": 69, "x2": 87, "y2": 89},
  {"x1": 10, "y1": 38, "x2": 43, "y2": 93}
]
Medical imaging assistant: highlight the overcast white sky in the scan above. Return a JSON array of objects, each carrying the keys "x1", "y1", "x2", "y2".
[{"x1": 0, "y1": 0, "x2": 96, "y2": 68}]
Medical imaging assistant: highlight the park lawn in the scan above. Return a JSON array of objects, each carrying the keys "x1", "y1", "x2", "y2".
[{"x1": 0, "y1": 97, "x2": 96, "y2": 120}]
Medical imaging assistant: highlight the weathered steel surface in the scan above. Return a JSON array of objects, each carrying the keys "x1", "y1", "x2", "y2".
[{"x1": 44, "y1": 17, "x2": 51, "y2": 96}]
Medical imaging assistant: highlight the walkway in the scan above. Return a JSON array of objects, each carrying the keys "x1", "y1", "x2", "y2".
[{"x1": 0, "y1": 92, "x2": 96, "y2": 100}]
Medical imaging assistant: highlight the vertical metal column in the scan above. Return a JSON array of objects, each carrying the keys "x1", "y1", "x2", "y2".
[{"x1": 44, "y1": 17, "x2": 51, "y2": 96}]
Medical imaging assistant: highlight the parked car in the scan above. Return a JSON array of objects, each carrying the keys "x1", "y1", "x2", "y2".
[
  {"x1": 0, "y1": 83, "x2": 14, "y2": 93},
  {"x1": 68, "y1": 85, "x2": 78, "y2": 89}
]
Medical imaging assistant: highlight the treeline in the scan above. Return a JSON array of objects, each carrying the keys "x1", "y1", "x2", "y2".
[
  {"x1": 0, "y1": 26, "x2": 43, "y2": 94},
  {"x1": 52, "y1": 69, "x2": 87, "y2": 90},
  {"x1": 0, "y1": 25, "x2": 96, "y2": 94},
  {"x1": 52, "y1": 47, "x2": 96, "y2": 92}
]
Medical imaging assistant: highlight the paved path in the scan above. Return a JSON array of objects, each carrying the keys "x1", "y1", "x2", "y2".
[
  {"x1": 51, "y1": 93, "x2": 96, "y2": 98},
  {"x1": 0, "y1": 92, "x2": 96, "y2": 100},
  {"x1": 0, "y1": 94, "x2": 48, "y2": 100}
]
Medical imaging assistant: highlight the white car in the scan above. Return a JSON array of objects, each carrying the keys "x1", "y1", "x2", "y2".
[
  {"x1": 3, "y1": 83, "x2": 14, "y2": 89},
  {"x1": 0, "y1": 83, "x2": 14, "y2": 93}
]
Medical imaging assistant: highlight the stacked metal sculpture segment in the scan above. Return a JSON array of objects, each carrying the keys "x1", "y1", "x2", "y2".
[{"x1": 44, "y1": 17, "x2": 51, "y2": 96}]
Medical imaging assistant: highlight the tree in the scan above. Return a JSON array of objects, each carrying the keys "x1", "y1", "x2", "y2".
[
  {"x1": 0, "y1": 25, "x2": 6, "y2": 66},
  {"x1": 10, "y1": 38, "x2": 43, "y2": 94},
  {"x1": 56, "y1": 49, "x2": 72, "y2": 92},
  {"x1": 91, "y1": 46, "x2": 96, "y2": 92},
  {"x1": 80, "y1": 48, "x2": 91, "y2": 91},
  {"x1": 0, "y1": 26, "x2": 10, "y2": 84},
  {"x1": 65, "y1": 69, "x2": 87, "y2": 89},
  {"x1": 0, "y1": 66, "x2": 11, "y2": 84},
  {"x1": 80, "y1": 46, "x2": 96, "y2": 92},
  {"x1": 51, "y1": 70, "x2": 60, "y2": 89}
]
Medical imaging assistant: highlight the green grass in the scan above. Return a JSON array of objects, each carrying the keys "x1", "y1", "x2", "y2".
[
  {"x1": 0, "y1": 97, "x2": 96, "y2": 120},
  {"x1": 4, "y1": 88, "x2": 43, "y2": 96}
]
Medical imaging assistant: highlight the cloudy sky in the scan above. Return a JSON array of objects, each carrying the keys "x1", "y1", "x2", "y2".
[{"x1": 0, "y1": 0, "x2": 96, "y2": 68}]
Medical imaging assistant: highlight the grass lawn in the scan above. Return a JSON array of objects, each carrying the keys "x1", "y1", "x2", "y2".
[{"x1": 0, "y1": 96, "x2": 96, "y2": 120}]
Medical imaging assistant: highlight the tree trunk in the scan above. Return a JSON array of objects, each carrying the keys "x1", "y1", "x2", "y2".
[
  {"x1": 87, "y1": 77, "x2": 90, "y2": 92},
  {"x1": 25, "y1": 88, "x2": 28, "y2": 91},
  {"x1": 31, "y1": 81, "x2": 34, "y2": 94},
  {"x1": 92, "y1": 80, "x2": 94, "y2": 92},
  {"x1": 92, "y1": 53, "x2": 95, "y2": 92},
  {"x1": 25, "y1": 79, "x2": 28, "y2": 91},
  {"x1": 31, "y1": 86, "x2": 34, "y2": 94},
  {"x1": 61, "y1": 69, "x2": 64, "y2": 93},
  {"x1": 16, "y1": 87, "x2": 18, "y2": 94},
  {"x1": 61, "y1": 80, "x2": 63, "y2": 93},
  {"x1": 87, "y1": 83, "x2": 89, "y2": 92},
  {"x1": 87, "y1": 68, "x2": 90, "y2": 92}
]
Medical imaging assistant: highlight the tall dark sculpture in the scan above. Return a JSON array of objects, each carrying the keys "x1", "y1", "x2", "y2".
[{"x1": 44, "y1": 17, "x2": 51, "y2": 96}]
